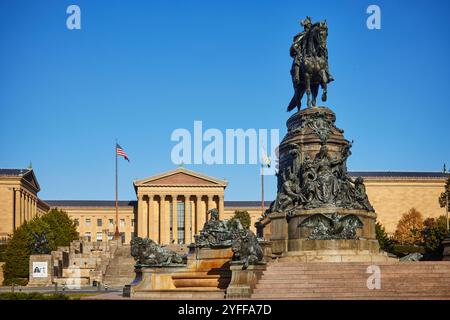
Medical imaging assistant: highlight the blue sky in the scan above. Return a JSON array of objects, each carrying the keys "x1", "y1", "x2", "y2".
[{"x1": 1, "y1": 0, "x2": 449, "y2": 201}]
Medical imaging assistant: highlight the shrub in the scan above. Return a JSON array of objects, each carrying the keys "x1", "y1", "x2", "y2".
[
  {"x1": 393, "y1": 208, "x2": 424, "y2": 245},
  {"x1": 0, "y1": 292, "x2": 69, "y2": 300},
  {"x1": 229, "y1": 210, "x2": 251, "y2": 229},
  {"x1": 391, "y1": 244, "x2": 425, "y2": 258},
  {"x1": 2, "y1": 277, "x2": 29, "y2": 286}
]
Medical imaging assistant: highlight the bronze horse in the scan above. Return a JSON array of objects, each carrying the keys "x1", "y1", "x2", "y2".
[{"x1": 288, "y1": 21, "x2": 332, "y2": 111}]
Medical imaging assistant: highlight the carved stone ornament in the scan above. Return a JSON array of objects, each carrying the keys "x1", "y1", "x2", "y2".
[{"x1": 299, "y1": 213, "x2": 364, "y2": 240}]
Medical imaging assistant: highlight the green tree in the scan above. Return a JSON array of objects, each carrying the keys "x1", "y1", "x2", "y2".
[
  {"x1": 41, "y1": 208, "x2": 78, "y2": 247},
  {"x1": 375, "y1": 222, "x2": 393, "y2": 252},
  {"x1": 2, "y1": 209, "x2": 78, "y2": 285},
  {"x1": 2, "y1": 222, "x2": 33, "y2": 283},
  {"x1": 422, "y1": 216, "x2": 448, "y2": 257},
  {"x1": 229, "y1": 210, "x2": 251, "y2": 229}
]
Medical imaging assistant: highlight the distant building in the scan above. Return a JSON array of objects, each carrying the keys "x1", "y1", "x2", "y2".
[
  {"x1": 0, "y1": 167, "x2": 448, "y2": 244},
  {"x1": 0, "y1": 169, "x2": 50, "y2": 241}
]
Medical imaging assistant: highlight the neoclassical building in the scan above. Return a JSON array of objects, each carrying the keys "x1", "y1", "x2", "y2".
[
  {"x1": 0, "y1": 168, "x2": 50, "y2": 241},
  {"x1": 132, "y1": 168, "x2": 228, "y2": 244},
  {"x1": 0, "y1": 167, "x2": 449, "y2": 244}
]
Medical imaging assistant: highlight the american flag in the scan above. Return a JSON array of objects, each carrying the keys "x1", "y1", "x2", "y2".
[{"x1": 116, "y1": 144, "x2": 129, "y2": 161}]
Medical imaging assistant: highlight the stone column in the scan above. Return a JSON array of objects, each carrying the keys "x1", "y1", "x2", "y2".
[
  {"x1": 184, "y1": 195, "x2": 191, "y2": 244},
  {"x1": 14, "y1": 189, "x2": 21, "y2": 229},
  {"x1": 20, "y1": 191, "x2": 25, "y2": 224},
  {"x1": 207, "y1": 195, "x2": 215, "y2": 220},
  {"x1": 218, "y1": 195, "x2": 225, "y2": 220},
  {"x1": 142, "y1": 195, "x2": 148, "y2": 238},
  {"x1": 148, "y1": 195, "x2": 154, "y2": 240},
  {"x1": 24, "y1": 193, "x2": 29, "y2": 221},
  {"x1": 154, "y1": 196, "x2": 160, "y2": 243},
  {"x1": 171, "y1": 195, "x2": 178, "y2": 244},
  {"x1": 159, "y1": 195, "x2": 167, "y2": 244},
  {"x1": 196, "y1": 195, "x2": 205, "y2": 234},
  {"x1": 137, "y1": 195, "x2": 146, "y2": 237}
]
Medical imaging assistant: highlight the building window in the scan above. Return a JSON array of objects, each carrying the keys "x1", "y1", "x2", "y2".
[
  {"x1": 97, "y1": 218, "x2": 102, "y2": 227},
  {"x1": 85, "y1": 218, "x2": 91, "y2": 227},
  {"x1": 120, "y1": 219, "x2": 125, "y2": 227},
  {"x1": 84, "y1": 232, "x2": 91, "y2": 241},
  {"x1": 96, "y1": 232, "x2": 103, "y2": 242},
  {"x1": 108, "y1": 232, "x2": 114, "y2": 240},
  {"x1": 74, "y1": 218, "x2": 79, "y2": 226},
  {"x1": 177, "y1": 201, "x2": 185, "y2": 244},
  {"x1": 131, "y1": 232, "x2": 135, "y2": 240},
  {"x1": 120, "y1": 232, "x2": 125, "y2": 244},
  {"x1": 131, "y1": 219, "x2": 135, "y2": 227},
  {"x1": 109, "y1": 219, "x2": 114, "y2": 228}
]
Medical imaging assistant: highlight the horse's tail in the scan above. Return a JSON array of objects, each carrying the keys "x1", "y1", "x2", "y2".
[{"x1": 287, "y1": 94, "x2": 298, "y2": 112}]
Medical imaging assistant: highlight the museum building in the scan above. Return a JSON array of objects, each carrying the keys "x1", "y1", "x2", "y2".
[{"x1": 0, "y1": 167, "x2": 448, "y2": 244}]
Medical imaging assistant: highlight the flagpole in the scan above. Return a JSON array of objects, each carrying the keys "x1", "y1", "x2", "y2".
[
  {"x1": 114, "y1": 139, "x2": 120, "y2": 240},
  {"x1": 261, "y1": 163, "x2": 265, "y2": 216}
]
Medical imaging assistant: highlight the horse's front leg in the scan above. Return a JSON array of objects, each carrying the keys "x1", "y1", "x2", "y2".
[
  {"x1": 320, "y1": 70, "x2": 328, "y2": 102},
  {"x1": 305, "y1": 74, "x2": 311, "y2": 109}
]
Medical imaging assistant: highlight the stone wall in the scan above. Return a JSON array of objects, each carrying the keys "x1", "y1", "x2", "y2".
[{"x1": 364, "y1": 178, "x2": 447, "y2": 234}]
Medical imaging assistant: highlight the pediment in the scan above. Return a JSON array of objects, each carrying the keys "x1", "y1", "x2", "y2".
[
  {"x1": 23, "y1": 170, "x2": 40, "y2": 192},
  {"x1": 134, "y1": 168, "x2": 228, "y2": 187}
]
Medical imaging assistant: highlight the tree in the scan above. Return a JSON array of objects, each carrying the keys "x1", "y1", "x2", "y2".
[
  {"x1": 41, "y1": 208, "x2": 78, "y2": 247},
  {"x1": 438, "y1": 176, "x2": 450, "y2": 231},
  {"x1": 393, "y1": 208, "x2": 424, "y2": 245},
  {"x1": 422, "y1": 216, "x2": 448, "y2": 256},
  {"x1": 229, "y1": 210, "x2": 251, "y2": 229},
  {"x1": 2, "y1": 209, "x2": 78, "y2": 285},
  {"x1": 2, "y1": 222, "x2": 32, "y2": 284},
  {"x1": 375, "y1": 222, "x2": 393, "y2": 252}
]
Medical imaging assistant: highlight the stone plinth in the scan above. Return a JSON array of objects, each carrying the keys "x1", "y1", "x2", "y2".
[
  {"x1": 124, "y1": 247, "x2": 233, "y2": 299},
  {"x1": 263, "y1": 106, "x2": 386, "y2": 261},
  {"x1": 279, "y1": 107, "x2": 349, "y2": 174},
  {"x1": 28, "y1": 255, "x2": 53, "y2": 287},
  {"x1": 226, "y1": 263, "x2": 267, "y2": 299}
]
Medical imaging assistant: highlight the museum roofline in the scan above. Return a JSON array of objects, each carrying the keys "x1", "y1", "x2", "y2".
[
  {"x1": 348, "y1": 171, "x2": 450, "y2": 178},
  {"x1": 0, "y1": 168, "x2": 31, "y2": 176}
]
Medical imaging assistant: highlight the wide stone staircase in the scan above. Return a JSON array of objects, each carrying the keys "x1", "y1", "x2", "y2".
[
  {"x1": 103, "y1": 245, "x2": 136, "y2": 287},
  {"x1": 251, "y1": 261, "x2": 450, "y2": 299}
]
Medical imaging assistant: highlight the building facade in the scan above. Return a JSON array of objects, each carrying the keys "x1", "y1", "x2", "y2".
[
  {"x1": 1, "y1": 167, "x2": 448, "y2": 244},
  {"x1": 0, "y1": 169, "x2": 50, "y2": 241}
]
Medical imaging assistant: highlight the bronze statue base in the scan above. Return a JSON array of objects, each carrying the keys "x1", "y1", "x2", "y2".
[{"x1": 123, "y1": 247, "x2": 232, "y2": 299}]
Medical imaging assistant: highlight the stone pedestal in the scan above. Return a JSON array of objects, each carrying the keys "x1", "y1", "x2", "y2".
[
  {"x1": 260, "y1": 106, "x2": 394, "y2": 262},
  {"x1": 124, "y1": 247, "x2": 233, "y2": 299},
  {"x1": 442, "y1": 233, "x2": 450, "y2": 261},
  {"x1": 226, "y1": 263, "x2": 267, "y2": 299},
  {"x1": 28, "y1": 254, "x2": 53, "y2": 287}
]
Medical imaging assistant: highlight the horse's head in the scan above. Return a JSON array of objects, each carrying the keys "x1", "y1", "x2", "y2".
[{"x1": 315, "y1": 21, "x2": 328, "y2": 48}]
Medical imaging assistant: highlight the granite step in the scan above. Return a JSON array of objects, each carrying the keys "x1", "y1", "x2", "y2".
[{"x1": 250, "y1": 261, "x2": 450, "y2": 300}]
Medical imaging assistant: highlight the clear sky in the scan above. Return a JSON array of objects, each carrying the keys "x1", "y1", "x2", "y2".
[{"x1": 1, "y1": 0, "x2": 449, "y2": 201}]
